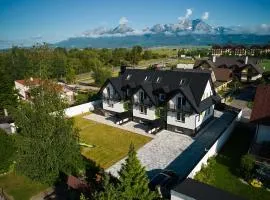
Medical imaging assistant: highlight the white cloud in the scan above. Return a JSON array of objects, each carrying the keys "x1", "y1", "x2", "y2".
[
  {"x1": 178, "y1": 8, "x2": 193, "y2": 21},
  {"x1": 202, "y1": 12, "x2": 209, "y2": 20},
  {"x1": 119, "y1": 17, "x2": 128, "y2": 25}
]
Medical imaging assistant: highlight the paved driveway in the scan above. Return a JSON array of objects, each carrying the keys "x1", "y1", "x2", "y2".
[{"x1": 106, "y1": 130, "x2": 194, "y2": 178}]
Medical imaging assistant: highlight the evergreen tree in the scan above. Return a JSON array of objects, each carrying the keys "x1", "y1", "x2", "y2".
[{"x1": 118, "y1": 144, "x2": 158, "y2": 200}]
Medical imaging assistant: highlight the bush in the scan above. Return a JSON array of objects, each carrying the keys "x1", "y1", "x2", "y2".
[
  {"x1": 0, "y1": 130, "x2": 16, "y2": 173},
  {"x1": 240, "y1": 154, "x2": 255, "y2": 180},
  {"x1": 194, "y1": 157, "x2": 216, "y2": 184}
]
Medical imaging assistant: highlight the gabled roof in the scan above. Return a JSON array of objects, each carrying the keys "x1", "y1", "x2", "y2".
[
  {"x1": 15, "y1": 78, "x2": 41, "y2": 86},
  {"x1": 213, "y1": 68, "x2": 232, "y2": 82},
  {"x1": 250, "y1": 85, "x2": 270, "y2": 125},
  {"x1": 99, "y1": 69, "x2": 219, "y2": 112}
]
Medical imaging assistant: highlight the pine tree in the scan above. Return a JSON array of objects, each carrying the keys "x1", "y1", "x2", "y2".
[
  {"x1": 94, "y1": 174, "x2": 120, "y2": 200},
  {"x1": 118, "y1": 144, "x2": 158, "y2": 200}
]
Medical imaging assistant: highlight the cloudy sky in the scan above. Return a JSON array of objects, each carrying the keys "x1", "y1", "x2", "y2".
[{"x1": 0, "y1": 0, "x2": 270, "y2": 47}]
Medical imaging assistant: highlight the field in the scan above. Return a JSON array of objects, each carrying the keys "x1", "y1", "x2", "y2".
[
  {"x1": 74, "y1": 114, "x2": 151, "y2": 169},
  {"x1": 194, "y1": 124, "x2": 270, "y2": 200},
  {"x1": 261, "y1": 59, "x2": 270, "y2": 71}
]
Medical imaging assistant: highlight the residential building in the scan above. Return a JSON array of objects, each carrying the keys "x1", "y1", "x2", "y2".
[
  {"x1": 249, "y1": 85, "x2": 270, "y2": 163},
  {"x1": 99, "y1": 68, "x2": 220, "y2": 136},
  {"x1": 193, "y1": 56, "x2": 263, "y2": 84},
  {"x1": 212, "y1": 44, "x2": 270, "y2": 56},
  {"x1": 14, "y1": 78, "x2": 76, "y2": 104}
]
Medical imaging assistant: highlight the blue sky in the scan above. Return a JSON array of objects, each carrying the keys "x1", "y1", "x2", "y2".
[{"x1": 0, "y1": 0, "x2": 270, "y2": 46}]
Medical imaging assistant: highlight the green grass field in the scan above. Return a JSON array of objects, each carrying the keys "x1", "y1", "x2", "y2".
[
  {"x1": 261, "y1": 59, "x2": 270, "y2": 71},
  {"x1": 194, "y1": 124, "x2": 270, "y2": 200},
  {"x1": 74, "y1": 114, "x2": 151, "y2": 169},
  {"x1": 0, "y1": 172, "x2": 48, "y2": 200}
]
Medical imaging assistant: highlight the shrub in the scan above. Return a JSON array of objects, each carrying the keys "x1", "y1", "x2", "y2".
[
  {"x1": 194, "y1": 157, "x2": 216, "y2": 184},
  {"x1": 240, "y1": 154, "x2": 255, "y2": 180},
  {"x1": 0, "y1": 130, "x2": 16, "y2": 173}
]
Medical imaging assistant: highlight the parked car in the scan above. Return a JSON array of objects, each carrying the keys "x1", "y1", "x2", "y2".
[{"x1": 149, "y1": 170, "x2": 178, "y2": 198}]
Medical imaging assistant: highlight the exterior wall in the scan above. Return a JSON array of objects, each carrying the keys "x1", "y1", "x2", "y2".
[
  {"x1": 132, "y1": 88, "x2": 157, "y2": 121},
  {"x1": 201, "y1": 81, "x2": 213, "y2": 101},
  {"x1": 256, "y1": 124, "x2": 270, "y2": 144},
  {"x1": 102, "y1": 83, "x2": 125, "y2": 113},
  {"x1": 64, "y1": 100, "x2": 101, "y2": 117},
  {"x1": 15, "y1": 82, "x2": 29, "y2": 99},
  {"x1": 133, "y1": 105, "x2": 157, "y2": 121},
  {"x1": 188, "y1": 110, "x2": 242, "y2": 178},
  {"x1": 167, "y1": 81, "x2": 214, "y2": 133}
]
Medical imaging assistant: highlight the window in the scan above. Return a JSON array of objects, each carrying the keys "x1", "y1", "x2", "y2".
[
  {"x1": 176, "y1": 112, "x2": 185, "y2": 122},
  {"x1": 107, "y1": 87, "x2": 111, "y2": 98},
  {"x1": 156, "y1": 77, "x2": 162, "y2": 83},
  {"x1": 140, "y1": 105, "x2": 147, "y2": 115},
  {"x1": 177, "y1": 97, "x2": 182, "y2": 109},
  {"x1": 126, "y1": 74, "x2": 132, "y2": 80},
  {"x1": 182, "y1": 97, "x2": 186, "y2": 106},
  {"x1": 144, "y1": 107, "x2": 147, "y2": 114},
  {"x1": 206, "y1": 107, "x2": 211, "y2": 115},
  {"x1": 140, "y1": 105, "x2": 144, "y2": 113},
  {"x1": 126, "y1": 88, "x2": 131, "y2": 97},
  {"x1": 197, "y1": 114, "x2": 200, "y2": 122},
  {"x1": 179, "y1": 79, "x2": 186, "y2": 86},
  {"x1": 159, "y1": 93, "x2": 165, "y2": 101},
  {"x1": 140, "y1": 91, "x2": 144, "y2": 102},
  {"x1": 144, "y1": 76, "x2": 148, "y2": 81}
]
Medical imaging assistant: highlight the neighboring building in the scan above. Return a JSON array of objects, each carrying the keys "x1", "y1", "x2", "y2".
[
  {"x1": 193, "y1": 56, "x2": 263, "y2": 83},
  {"x1": 249, "y1": 85, "x2": 270, "y2": 162},
  {"x1": 171, "y1": 178, "x2": 243, "y2": 200},
  {"x1": 212, "y1": 44, "x2": 270, "y2": 56},
  {"x1": 100, "y1": 68, "x2": 220, "y2": 136},
  {"x1": 14, "y1": 78, "x2": 76, "y2": 104}
]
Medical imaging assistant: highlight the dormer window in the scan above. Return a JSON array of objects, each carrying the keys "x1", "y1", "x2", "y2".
[
  {"x1": 179, "y1": 79, "x2": 186, "y2": 86},
  {"x1": 156, "y1": 77, "x2": 162, "y2": 83},
  {"x1": 126, "y1": 74, "x2": 132, "y2": 80},
  {"x1": 159, "y1": 93, "x2": 165, "y2": 101}
]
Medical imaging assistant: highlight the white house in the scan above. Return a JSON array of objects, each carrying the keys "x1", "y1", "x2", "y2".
[{"x1": 99, "y1": 68, "x2": 220, "y2": 136}]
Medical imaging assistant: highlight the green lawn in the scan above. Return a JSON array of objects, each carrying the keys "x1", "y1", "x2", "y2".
[
  {"x1": 74, "y1": 114, "x2": 152, "y2": 169},
  {"x1": 194, "y1": 124, "x2": 270, "y2": 200},
  {"x1": 0, "y1": 172, "x2": 48, "y2": 200},
  {"x1": 261, "y1": 59, "x2": 270, "y2": 71}
]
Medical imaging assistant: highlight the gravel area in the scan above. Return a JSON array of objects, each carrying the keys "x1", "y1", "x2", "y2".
[{"x1": 106, "y1": 130, "x2": 194, "y2": 178}]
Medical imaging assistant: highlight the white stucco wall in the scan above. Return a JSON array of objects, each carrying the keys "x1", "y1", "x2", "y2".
[
  {"x1": 167, "y1": 88, "x2": 214, "y2": 131},
  {"x1": 14, "y1": 81, "x2": 29, "y2": 99},
  {"x1": 256, "y1": 124, "x2": 270, "y2": 144},
  {"x1": 133, "y1": 88, "x2": 157, "y2": 120},
  {"x1": 102, "y1": 83, "x2": 125, "y2": 113},
  {"x1": 64, "y1": 100, "x2": 101, "y2": 117},
  {"x1": 201, "y1": 81, "x2": 213, "y2": 101},
  {"x1": 188, "y1": 110, "x2": 242, "y2": 178}
]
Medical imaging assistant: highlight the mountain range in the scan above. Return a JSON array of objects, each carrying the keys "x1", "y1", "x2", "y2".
[{"x1": 55, "y1": 18, "x2": 270, "y2": 48}]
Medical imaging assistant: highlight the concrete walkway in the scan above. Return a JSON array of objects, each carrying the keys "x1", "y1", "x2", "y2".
[
  {"x1": 106, "y1": 130, "x2": 194, "y2": 178},
  {"x1": 84, "y1": 113, "x2": 155, "y2": 138}
]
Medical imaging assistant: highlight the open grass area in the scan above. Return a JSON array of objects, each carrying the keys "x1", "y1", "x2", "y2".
[
  {"x1": 261, "y1": 59, "x2": 270, "y2": 71},
  {"x1": 0, "y1": 172, "x2": 48, "y2": 200},
  {"x1": 194, "y1": 124, "x2": 270, "y2": 200},
  {"x1": 73, "y1": 114, "x2": 151, "y2": 169}
]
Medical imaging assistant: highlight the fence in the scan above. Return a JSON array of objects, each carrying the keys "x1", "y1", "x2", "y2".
[
  {"x1": 188, "y1": 110, "x2": 242, "y2": 178},
  {"x1": 64, "y1": 100, "x2": 101, "y2": 117}
]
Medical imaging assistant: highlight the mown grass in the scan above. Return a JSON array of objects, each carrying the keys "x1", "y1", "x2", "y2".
[
  {"x1": 73, "y1": 114, "x2": 151, "y2": 169},
  {"x1": 261, "y1": 59, "x2": 270, "y2": 71},
  {"x1": 194, "y1": 124, "x2": 270, "y2": 200},
  {"x1": 0, "y1": 172, "x2": 48, "y2": 200}
]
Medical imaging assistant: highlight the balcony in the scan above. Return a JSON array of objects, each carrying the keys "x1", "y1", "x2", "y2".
[
  {"x1": 102, "y1": 94, "x2": 121, "y2": 103},
  {"x1": 167, "y1": 103, "x2": 193, "y2": 114},
  {"x1": 133, "y1": 98, "x2": 153, "y2": 107}
]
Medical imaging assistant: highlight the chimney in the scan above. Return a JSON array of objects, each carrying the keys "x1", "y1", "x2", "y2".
[
  {"x1": 212, "y1": 55, "x2": 216, "y2": 63},
  {"x1": 119, "y1": 66, "x2": 126, "y2": 75},
  {"x1": 245, "y1": 56, "x2": 248, "y2": 64}
]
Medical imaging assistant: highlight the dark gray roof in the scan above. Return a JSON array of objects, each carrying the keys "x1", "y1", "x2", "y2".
[
  {"x1": 194, "y1": 57, "x2": 264, "y2": 74},
  {"x1": 173, "y1": 178, "x2": 244, "y2": 200},
  {"x1": 100, "y1": 69, "x2": 219, "y2": 113}
]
